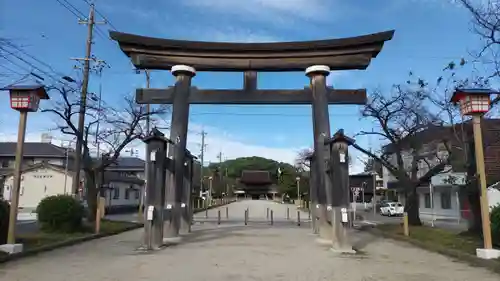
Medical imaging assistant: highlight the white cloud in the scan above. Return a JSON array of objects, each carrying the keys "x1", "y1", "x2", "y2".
[
  {"x1": 195, "y1": 27, "x2": 282, "y2": 43},
  {"x1": 181, "y1": 0, "x2": 334, "y2": 24},
  {"x1": 326, "y1": 71, "x2": 347, "y2": 87},
  {"x1": 350, "y1": 152, "x2": 368, "y2": 175},
  {"x1": 131, "y1": 122, "x2": 303, "y2": 165},
  {"x1": 0, "y1": 122, "x2": 303, "y2": 166}
]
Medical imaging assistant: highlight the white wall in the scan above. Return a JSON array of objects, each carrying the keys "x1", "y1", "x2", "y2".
[
  {"x1": 3, "y1": 165, "x2": 143, "y2": 211},
  {"x1": 418, "y1": 189, "x2": 460, "y2": 220},
  {"x1": 105, "y1": 182, "x2": 141, "y2": 207},
  {"x1": 489, "y1": 188, "x2": 500, "y2": 210},
  {"x1": 3, "y1": 167, "x2": 73, "y2": 210}
]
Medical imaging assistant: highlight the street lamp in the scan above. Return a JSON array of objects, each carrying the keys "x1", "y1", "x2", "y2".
[
  {"x1": 451, "y1": 88, "x2": 500, "y2": 260},
  {"x1": 296, "y1": 176, "x2": 301, "y2": 207},
  {"x1": 0, "y1": 84, "x2": 49, "y2": 253}
]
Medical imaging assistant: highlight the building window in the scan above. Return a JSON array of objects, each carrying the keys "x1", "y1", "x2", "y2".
[
  {"x1": 1, "y1": 161, "x2": 9, "y2": 168},
  {"x1": 135, "y1": 189, "x2": 140, "y2": 199},
  {"x1": 424, "y1": 193, "x2": 431, "y2": 208},
  {"x1": 441, "y1": 191, "x2": 452, "y2": 209},
  {"x1": 125, "y1": 188, "x2": 130, "y2": 200},
  {"x1": 113, "y1": 187, "x2": 120, "y2": 200}
]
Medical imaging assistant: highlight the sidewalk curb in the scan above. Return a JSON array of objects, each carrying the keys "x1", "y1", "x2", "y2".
[
  {"x1": 359, "y1": 225, "x2": 500, "y2": 275},
  {"x1": 0, "y1": 201, "x2": 236, "y2": 265}
]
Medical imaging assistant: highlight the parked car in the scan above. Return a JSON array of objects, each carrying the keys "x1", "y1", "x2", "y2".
[
  {"x1": 380, "y1": 202, "x2": 404, "y2": 216},
  {"x1": 375, "y1": 200, "x2": 390, "y2": 212}
]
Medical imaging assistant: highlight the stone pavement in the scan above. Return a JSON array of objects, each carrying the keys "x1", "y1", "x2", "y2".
[{"x1": 1, "y1": 200, "x2": 498, "y2": 281}]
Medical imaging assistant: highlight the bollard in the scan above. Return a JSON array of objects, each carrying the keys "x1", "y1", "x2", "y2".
[
  {"x1": 297, "y1": 210, "x2": 301, "y2": 226},
  {"x1": 266, "y1": 207, "x2": 269, "y2": 219},
  {"x1": 244, "y1": 209, "x2": 248, "y2": 225},
  {"x1": 308, "y1": 207, "x2": 311, "y2": 219},
  {"x1": 270, "y1": 210, "x2": 274, "y2": 225},
  {"x1": 226, "y1": 206, "x2": 229, "y2": 219},
  {"x1": 205, "y1": 207, "x2": 208, "y2": 218},
  {"x1": 403, "y1": 212, "x2": 409, "y2": 236},
  {"x1": 286, "y1": 207, "x2": 290, "y2": 220},
  {"x1": 218, "y1": 210, "x2": 221, "y2": 225}
]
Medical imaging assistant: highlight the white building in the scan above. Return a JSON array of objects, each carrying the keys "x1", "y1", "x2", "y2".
[
  {"x1": 2, "y1": 162, "x2": 143, "y2": 211},
  {"x1": 382, "y1": 120, "x2": 500, "y2": 222}
]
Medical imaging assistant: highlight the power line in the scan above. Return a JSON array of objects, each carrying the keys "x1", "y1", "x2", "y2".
[
  {"x1": 81, "y1": 0, "x2": 118, "y2": 31},
  {"x1": 54, "y1": 0, "x2": 86, "y2": 18},
  {"x1": 0, "y1": 47, "x2": 74, "y2": 88},
  {"x1": 0, "y1": 64, "x2": 24, "y2": 76},
  {"x1": 3, "y1": 41, "x2": 69, "y2": 79},
  {"x1": 0, "y1": 56, "x2": 32, "y2": 73}
]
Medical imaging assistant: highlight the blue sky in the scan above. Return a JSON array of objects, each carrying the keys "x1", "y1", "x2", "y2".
[{"x1": 0, "y1": 0, "x2": 484, "y2": 172}]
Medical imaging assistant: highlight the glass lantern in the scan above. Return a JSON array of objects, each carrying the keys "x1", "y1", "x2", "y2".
[
  {"x1": 1, "y1": 85, "x2": 49, "y2": 112},
  {"x1": 451, "y1": 88, "x2": 493, "y2": 116},
  {"x1": 10, "y1": 92, "x2": 41, "y2": 111}
]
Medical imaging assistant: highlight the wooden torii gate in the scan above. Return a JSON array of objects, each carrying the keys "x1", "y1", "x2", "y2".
[{"x1": 110, "y1": 30, "x2": 394, "y2": 249}]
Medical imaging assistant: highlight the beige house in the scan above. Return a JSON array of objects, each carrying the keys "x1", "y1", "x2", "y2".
[
  {"x1": 2, "y1": 163, "x2": 73, "y2": 210},
  {"x1": 2, "y1": 162, "x2": 143, "y2": 211}
]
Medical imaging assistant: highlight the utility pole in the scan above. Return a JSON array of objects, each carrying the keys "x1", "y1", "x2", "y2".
[
  {"x1": 139, "y1": 70, "x2": 151, "y2": 220},
  {"x1": 218, "y1": 151, "x2": 223, "y2": 198},
  {"x1": 199, "y1": 130, "x2": 207, "y2": 197},
  {"x1": 71, "y1": 3, "x2": 105, "y2": 196}
]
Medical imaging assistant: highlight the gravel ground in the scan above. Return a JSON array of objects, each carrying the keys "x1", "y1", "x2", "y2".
[{"x1": 1, "y1": 200, "x2": 498, "y2": 281}]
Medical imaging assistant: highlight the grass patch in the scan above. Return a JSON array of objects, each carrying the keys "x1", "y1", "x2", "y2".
[
  {"x1": 377, "y1": 224, "x2": 482, "y2": 255},
  {"x1": 15, "y1": 220, "x2": 140, "y2": 251},
  {"x1": 375, "y1": 224, "x2": 500, "y2": 273}
]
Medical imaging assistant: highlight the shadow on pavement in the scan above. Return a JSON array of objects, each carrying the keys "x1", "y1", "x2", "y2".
[{"x1": 182, "y1": 222, "x2": 312, "y2": 245}]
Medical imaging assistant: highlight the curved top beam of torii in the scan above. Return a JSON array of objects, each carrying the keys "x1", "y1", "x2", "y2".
[{"x1": 109, "y1": 30, "x2": 395, "y2": 72}]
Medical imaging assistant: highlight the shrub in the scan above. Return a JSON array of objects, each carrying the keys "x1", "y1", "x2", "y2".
[
  {"x1": 0, "y1": 200, "x2": 10, "y2": 244},
  {"x1": 491, "y1": 204, "x2": 500, "y2": 246},
  {"x1": 36, "y1": 195, "x2": 85, "y2": 233}
]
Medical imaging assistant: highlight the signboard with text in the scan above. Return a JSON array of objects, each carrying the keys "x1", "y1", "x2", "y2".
[{"x1": 431, "y1": 172, "x2": 467, "y2": 186}]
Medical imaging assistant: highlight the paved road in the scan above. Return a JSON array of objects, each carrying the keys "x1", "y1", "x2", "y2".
[
  {"x1": 193, "y1": 199, "x2": 310, "y2": 224},
  {"x1": 360, "y1": 210, "x2": 469, "y2": 233},
  {"x1": 1, "y1": 200, "x2": 498, "y2": 281}
]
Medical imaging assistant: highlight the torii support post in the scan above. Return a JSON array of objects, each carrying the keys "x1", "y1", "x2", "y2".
[
  {"x1": 326, "y1": 129, "x2": 355, "y2": 252},
  {"x1": 307, "y1": 65, "x2": 336, "y2": 244},
  {"x1": 164, "y1": 65, "x2": 196, "y2": 244},
  {"x1": 180, "y1": 151, "x2": 196, "y2": 234},
  {"x1": 142, "y1": 129, "x2": 170, "y2": 249},
  {"x1": 306, "y1": 153, "x2": 319, "y2": 234}
]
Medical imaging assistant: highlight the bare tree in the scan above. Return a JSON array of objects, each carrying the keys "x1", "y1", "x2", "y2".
[
  {"x1": 295, "y1": 148, "x2": 314, "y2": 171},
  {"x1": 350, "y1": 78, "x2": 461, "y2": 225},
  {"x1": 363, "y1": 157, "x2": 383, "y2": 175},
  {"x1": 294, "y1": 147, "x2": 353, "y2": 172},
  {"x1": 42, "y1": 85, "x2": 168, "y2": 221},
  {"x1": 458, "y1": 1, "x2": 500, "y2": 90}
]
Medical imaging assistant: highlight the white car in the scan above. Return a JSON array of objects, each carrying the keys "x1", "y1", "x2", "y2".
[{"x1": 380, "y1": 202, "x2": 404, "y2": 216}]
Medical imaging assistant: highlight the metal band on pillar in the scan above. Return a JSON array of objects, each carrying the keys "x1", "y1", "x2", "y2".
[{"x1": 164, "y1": 64, "x2": 196, "y2": 243}]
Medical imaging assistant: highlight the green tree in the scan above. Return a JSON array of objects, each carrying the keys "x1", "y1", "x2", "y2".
[{"x1": 209, "y1": 156, "x2": 307, "y2": 197}]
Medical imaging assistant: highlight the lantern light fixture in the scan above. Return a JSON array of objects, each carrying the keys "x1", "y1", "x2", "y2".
[
  {"x1": 450, "y1": 88, "x2": 495, "y2": 116},
  {"x1": 0, "y1": 84, "x2": 49, "y2": 112}
]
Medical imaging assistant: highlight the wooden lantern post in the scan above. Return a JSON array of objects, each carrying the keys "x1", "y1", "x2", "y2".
[
  {"x1": 0, "y1": 85, "x2": 49, "y2": 247},
  {"x1": 451, "y1": 88, "x2": 500, "y2": 259}
]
